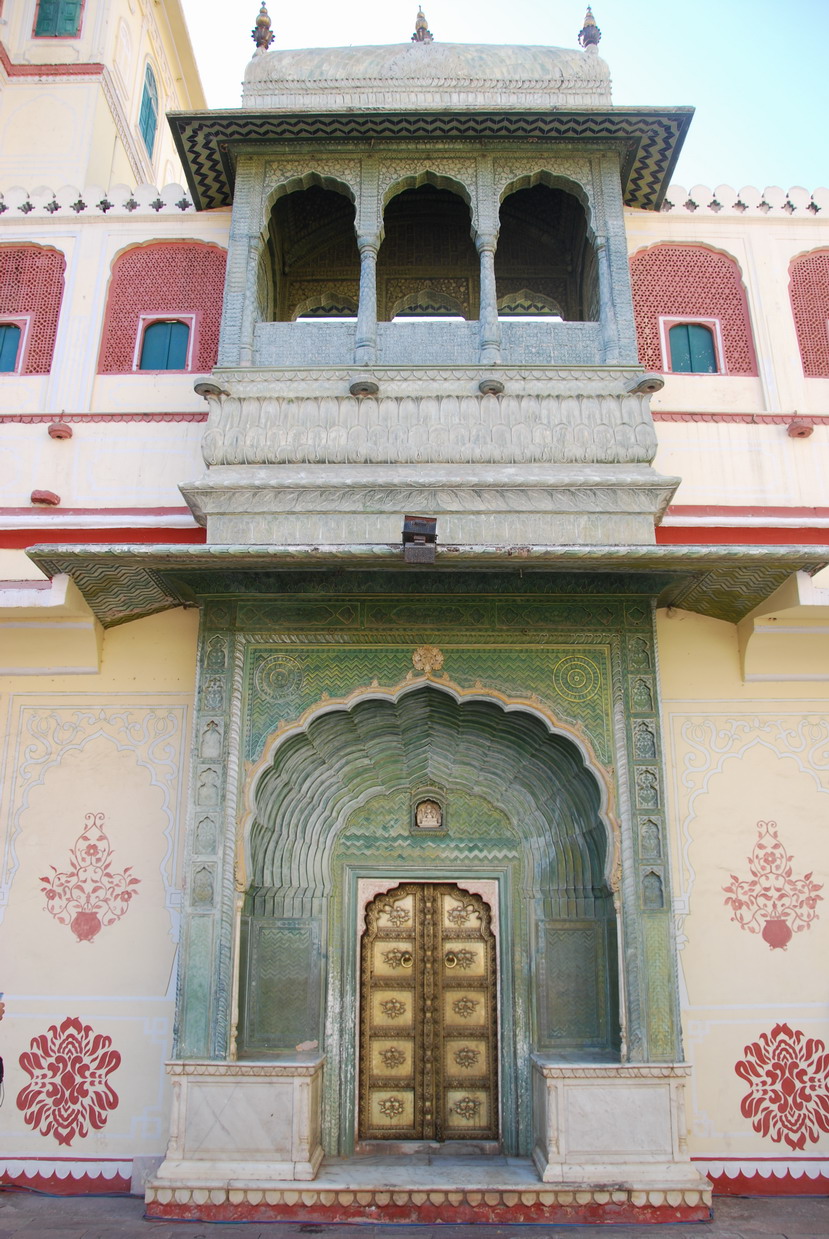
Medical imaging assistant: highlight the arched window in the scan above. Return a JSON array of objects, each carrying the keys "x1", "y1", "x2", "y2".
[
  {"x1": 630, "y1": 244, "x2": 757, "y2": 375},
  {"x1": 34, "y1": 0, "x2": 82, "y2": 37},
  {"x1": 138, "y1": 319, "x2": 190, "y2": 370},
  {"x1": 0, "y1": 323, "x2": 22, "y2": 372},
  {"x1": 789, "y1": 250, "x2": 829, "y2": 377},
  {"x1": 0, "y1": 245, "x2": 66, "y2": 374},
  {"x1": 138, "y1": 64, "x2": 159, "y2": 158},
  {"x1": 667, "y1": 322, "x2": 718, "y2": 374},
  {"x1": 98, "y1": 242, "x2": 226, "y2": 375}
]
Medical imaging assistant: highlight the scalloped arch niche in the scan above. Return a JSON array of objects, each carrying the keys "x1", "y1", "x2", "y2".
[{"x1": 239, "y1": 686, "x2": 620, "y2": 1155}]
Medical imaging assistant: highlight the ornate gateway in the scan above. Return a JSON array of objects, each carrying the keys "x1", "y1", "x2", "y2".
[{"x1": 359, "y1": 883, "x2": 498, "y2": 1142}]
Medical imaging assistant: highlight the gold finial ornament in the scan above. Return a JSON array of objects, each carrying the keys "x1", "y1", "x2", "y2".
[
  {"x1": 578, "y1": 6, "x2": 602, "y2": 50},
  {"x1": 252, "y1": 2, "x2": 275, "y2": 52},
  {"x1": 411, "y1": 7, "x2": 434, "y2": 43}
]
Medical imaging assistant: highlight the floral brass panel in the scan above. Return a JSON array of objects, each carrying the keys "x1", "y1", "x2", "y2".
[{"x1": 359, "y1": 883, "x2": 498, "y2": 1141}]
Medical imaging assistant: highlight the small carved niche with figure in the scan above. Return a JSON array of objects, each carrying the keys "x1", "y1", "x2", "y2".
[{"x1": 411, "y1": 792, "x2": 447, "y2": 833}]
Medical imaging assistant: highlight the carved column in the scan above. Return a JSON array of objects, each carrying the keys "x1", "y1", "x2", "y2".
[
  {"x1": 217, "y1": 158, "x2": 265, "y2": 368},
  {"x1": 596, "y1": 235, "x2": 621, "y2": 366},
  {"x1": 476, "y1": 234, "x2": 501, "y2": 364},
  {"x1": 355, "y1": 236, "x2": 380, "y2": 365}
]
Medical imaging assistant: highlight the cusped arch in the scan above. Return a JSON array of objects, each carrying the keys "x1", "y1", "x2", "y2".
[
  {"x1": 390, "y1": 287, "x2": 467, "y2": 320},
  {"x1": 788, "y1": 247, "x2": 829, "y2": 377},
  {"x1": 497, "y1": 170, "x2": 594, "y2": 235},
  {"x1": 261, "y1": 171, "x2": 357, "y2": 235},
  {"x1": 382, "y1": 169, "x2": 477, "y2": 239},
  {"x1": 243, "y1": 682, "x2": 617, "y2": 903}
]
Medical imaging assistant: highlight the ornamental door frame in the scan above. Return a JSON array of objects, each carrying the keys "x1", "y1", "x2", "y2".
[{"x1": 355, "y1": 877, "x2": 501, "y2": 1149}]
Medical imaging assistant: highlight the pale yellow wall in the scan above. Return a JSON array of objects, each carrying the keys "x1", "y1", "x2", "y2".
[
  {"x1": 0, "y1": 1, "x2": 204, "y2": 188},
  {"x1": 657, "y1": 607, "x2": 829, "y2": 1159},
  {"x1": 0, "y1": 607, "x2": 199, "y2": 1160}
]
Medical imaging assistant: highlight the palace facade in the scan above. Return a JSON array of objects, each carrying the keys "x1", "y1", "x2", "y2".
[{"x1": 1, "y1": 2, "x2": 827, "y2": 1223}]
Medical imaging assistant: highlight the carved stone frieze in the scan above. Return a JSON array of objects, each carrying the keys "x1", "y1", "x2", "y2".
[{"x1": 198, "y1": 389, "x2": 661, "y2": 467}]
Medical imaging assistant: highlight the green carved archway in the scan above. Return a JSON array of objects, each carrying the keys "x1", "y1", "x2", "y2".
[{"x1": 238, "y1": 685, "x2": 620, "y2": 1155}]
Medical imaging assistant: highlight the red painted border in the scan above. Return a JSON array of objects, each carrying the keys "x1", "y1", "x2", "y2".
[
  {"x1": 656, "y1": 527, "x2": 829, "y2": 545},
  {"x1": 654, "y1": 412, "x2": 828, "y2": 424},
  {"x1": 146, "y1": 1198, "x2": 710, "y2": 1225},
  {"x1": 709, "y1": 1170, "x2": 829, "y2": 1196},
  {"x1": 0, "y1": 1171, "x2": 130, "y2": 1195},
  {"x1": 0, "y1": 527, "x2": 205, "y2": 547},
  {"x1": 0, "y1": 41, "x2": 103, "y2": 77},
  {"x1": 0, "y1": 413, "x2": 208, "y2": 424}
]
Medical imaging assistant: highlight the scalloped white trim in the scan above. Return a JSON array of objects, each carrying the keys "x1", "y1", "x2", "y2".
[
  {"x1": 0, "y1": 1158, "x2": 131, "y2": 1180},
  {"x1": 699, "y1": 1159, "x2": 829, "y2": 1181}
]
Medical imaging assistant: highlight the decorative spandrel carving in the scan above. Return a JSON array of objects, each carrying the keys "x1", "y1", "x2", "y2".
[
  {"x1": 192, "y1": 865, "x2": 215, "y2": 907},
  {"x1": 642, "y1": 870, "x2": 664, "y2": 910},
  {"x1": 199, "y1": 720, "x2": 222, "y2": 759},
  {"x1": 631, "y1": 677, "x2": 654, "y2": 711},
  {"x1": 627, "y1": 636, "x2": 652, "y2": 669},
  {"x1": 203, "y1": 677, "x2": 224, "y2": 711},
  {"x1": 196, "y1": 768, "x2": 219, "y2": 807},
  {"x1": 633, "y1": 720, "x2": 657, "y2": 759},
  {"x1": 636, "y1": 769, "x2": 659, "y2": 808},
  {"x1": 640, "y1": 818, "x2": 662, "y2": 861}
]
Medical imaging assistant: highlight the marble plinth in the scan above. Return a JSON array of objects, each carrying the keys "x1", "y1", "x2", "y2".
[
  {"x1": 531, "y1": 1058, "x2": 707, "y2": 1191},
  {"x1": 150, "y1": 1057, "x2": 324, "y2": 1187}
]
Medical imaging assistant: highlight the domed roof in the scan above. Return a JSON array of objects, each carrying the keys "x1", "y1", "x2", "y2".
[{"x1": 243, "y1": 41, "x2": 612, "y2": 111}]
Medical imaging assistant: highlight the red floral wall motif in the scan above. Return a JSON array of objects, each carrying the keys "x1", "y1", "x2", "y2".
[
  {"x1": 0, "y1": 244, "x2": 66, "y2": 373},
  {"x1": 723, "y1": 820, "x2": 822, "y2": 949},
  {"x1": 17, "y1": 1016, "x2": 121, "y2": 1146},
  {"x1": 97, "y1": 241, "x2": 227, "y2": 373},
  {"x1": 789, "y1": 249, "x2": 829, "y2": 377},
  {"x1": 736, "y1": 1024, "x2": 829, "y2": 1150},
  {"x1": 629, "y1": 243, "x2": 757, "y2": 375},
  {"x1": 41, "y1": 811, "x2": 141, "y2": 942}
]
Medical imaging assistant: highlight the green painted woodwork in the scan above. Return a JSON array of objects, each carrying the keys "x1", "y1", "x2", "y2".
[
  {"x1": 35, "y1": 0, "x2": 82, "y2": 37},
  {"x1": 139, "y1": 65, "x2": 159, "y2": 157},
  {"x1": 0, "y1": 324, "x2": 21, "y2": 373},
  {"x1": 669, "y1": 322, "x2": 717, "y2": 374},
  {"x1": 139, "y1": 320, "x2": 189, "y2": 370}
]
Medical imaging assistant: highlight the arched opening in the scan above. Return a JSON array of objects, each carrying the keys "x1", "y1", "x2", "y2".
[
  {"x1": 377, "y1": 185, "x2": 478, "y2": 321},
  {"x1": 262, "y1": 185, "x2": 360, "y2": 322},
  {"x1": 238, "y1": 686, "x2": 620, "y2": 1156},
  {"x1": 496, "y1": 184, "x2": 598, "y2": 322}
]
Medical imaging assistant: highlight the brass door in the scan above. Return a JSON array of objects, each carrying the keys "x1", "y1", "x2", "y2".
[{"x1": 359, "y1": 882, "x2": 498, "y2": 1141}]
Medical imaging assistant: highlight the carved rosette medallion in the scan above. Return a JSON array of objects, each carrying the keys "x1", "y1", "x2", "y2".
[{"x1": 412, "y1": 645, "x2": 444, "y2": 674}]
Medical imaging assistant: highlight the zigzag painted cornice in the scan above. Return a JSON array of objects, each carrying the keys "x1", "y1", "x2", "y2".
[
  {"x1": 26, "y1": 543, "x2": 829, "y2": 627},
  {"x1": 168, "y1": 108, "x2": 693, "y2": 213}
]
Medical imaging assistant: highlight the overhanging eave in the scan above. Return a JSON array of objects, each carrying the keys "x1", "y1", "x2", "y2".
[
  {"x1": 25, "y1": 543, "x2": 828, "y2": 629},
  {"x1": 167, "y1": 106, "x2": 693, "y2": 213}
]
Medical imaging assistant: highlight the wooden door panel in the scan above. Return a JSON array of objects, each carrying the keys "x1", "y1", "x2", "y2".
[{"x1": 359, "y1": 882, "x2": 498, "y2": 1142}]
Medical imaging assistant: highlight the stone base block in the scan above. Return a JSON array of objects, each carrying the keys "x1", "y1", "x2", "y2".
[
  {"x1": 531, "y1": 1058, "x2": 708, "y2": 1191},
  {"x1": 150, "y1": 1057, "x2": 324, "y2": 1189}
]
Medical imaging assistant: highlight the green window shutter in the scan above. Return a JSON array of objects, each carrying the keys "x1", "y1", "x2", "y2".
[
  {"x1": 35, "y1": 1, "x2": 60, "y2": 36},
  {"x1": 138, "y1": 66, "x2": 159, "y2": 157},
  {"x1": 139, "y1": 320, "x2": 190, "y2": 370},
  {"x1": 668, "y1": 323, "x2": 718, "y2": 374},
  {"x1": 35, "y1": 1, "x2": 81, "y2": 37},
  {"x1": 57, "y1": 0, "x2": 83, "y2": 36},
  {"x1": 0, "y1": 324, "x2": 22, "y2": 372}
]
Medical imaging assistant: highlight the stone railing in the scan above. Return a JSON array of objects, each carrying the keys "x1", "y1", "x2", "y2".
[
  {"x1": 0, "y1": 183, "x2": 202, "y2": 218},
  {"x1": 660, "y1": 184, "x2": 827, "y2": 217}
]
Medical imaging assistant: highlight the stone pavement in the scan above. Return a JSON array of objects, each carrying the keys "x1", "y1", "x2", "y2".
[{"x1": 0, "y1": 1190, "x2": 827, "y2": 1238}]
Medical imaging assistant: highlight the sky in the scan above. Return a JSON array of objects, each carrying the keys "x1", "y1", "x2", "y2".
[{"x1": 179, "y1": 1, "x2": 829, "y2": 193}]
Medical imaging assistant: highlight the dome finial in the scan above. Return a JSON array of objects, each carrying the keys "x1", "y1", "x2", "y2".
[
  {"x1": 411, "y1": 7, "x2": 434, "y2": 43},
  {"x1": 578, "y1": 6, "x2": 602, "y2": 53},
  {"x1": 252, "y1": 2, "x2": 275, "y2": 53}
]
